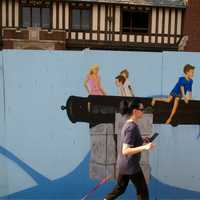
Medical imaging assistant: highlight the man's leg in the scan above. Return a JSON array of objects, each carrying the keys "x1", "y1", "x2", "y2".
[
  {"x1": 104, "y1": 175, "x2": 129, "y2": 200},
  {"x1": 130, "y1": 171, "x2": 149, "y2": 200}
]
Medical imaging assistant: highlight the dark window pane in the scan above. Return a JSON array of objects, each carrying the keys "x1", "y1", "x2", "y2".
[
  {"x1": 32, "y1": 7, "x2": 40, "y2": 27},
  {"x1": 72, "y1": 9, "x2": 81, "y2": 30},
  {"x1": 22, "y1": 7, "x2": 31, "y2": 27},
  {"x1": 81, "y1": 10, "x2": 90, "y2": 30},
  {"x1": 122, "y1": 10, "x2": 149, "y2": 33},
  {"x1": 122, "y1": 11, "x2": 132, "y2": 33},
  {"x1": 132, "y1": 12, "x2": 149, "y2": 33},
  {"x1": 42, "y1": 8, "x2": 50, "y2": 28}
]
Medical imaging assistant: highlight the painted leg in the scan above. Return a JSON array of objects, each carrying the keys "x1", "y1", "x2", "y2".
[
  {"x1": 165, "y1": 97, "x2": 180, "y2": 124},
  {"x1": 151, "y1": 98, "x2": 156, "y2": 106},
  {"x1": 151, "y1": 96, "x2": 173, "y2": 106}
]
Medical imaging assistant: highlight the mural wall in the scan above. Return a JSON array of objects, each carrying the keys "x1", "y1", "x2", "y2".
[{"x1": 0, "y1": 50, "x2": 200, "y2": 199}]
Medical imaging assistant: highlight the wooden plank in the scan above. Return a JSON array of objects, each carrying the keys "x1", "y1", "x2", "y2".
[
  {"x1": 105, "y1": 4, "x2": 108, "y2": 41},
  {"x1": 161, "y1": 8, "x2": 165, "y2": 44},
  {"x1": 92, "y1": 4, "x2": 98, "y2": 31},
  {"x1": 14, "y1": 0, "x2": 19, "y2": 27},
  {"x1": 65, "y1": 2, "x2": 69, "y2": 30},
  {"x1": 174, "y1": 9, "x2": 178, "y2": 44},
  {"x1": 97, "y1": 4, "x2": 100, "y2": 41},
  {"x1": 62, "y1": 1, "x2": 65, "y2": 30},
  {"x1": 155, "y1": 7, "x2": 159, "y2": 43},
  {"x1": 52, "y1": 1, "x2": 57, "y2": 29},
  {"x1": 12, "y1": 0, "x2": 15, "y2": 27},
  {"x1": 168, "y1": 8, "x2": 172, "y2": 45},
  {"x1": 6, "y1": 0, "x2": 9, "y2": 27},
  {"x1": 0, "y1": 1, "x2": 2, "y2": 32},
  {"x1": 56, "y1": 1, "x2": 59, "y2": 29},
  {"x1": 58, "y1": 2, "x2": 63, "y2": 29}
]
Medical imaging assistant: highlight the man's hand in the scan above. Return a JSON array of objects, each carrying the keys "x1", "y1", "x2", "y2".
[
  {"x1": 144, "y1": 143, "x2": 156, "y2": 151},
  {"x1": 143, "y1": 137, "x2": 150, "y2": 144}
]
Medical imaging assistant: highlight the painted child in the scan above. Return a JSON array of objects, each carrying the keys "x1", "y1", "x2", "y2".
[
  {"x1": 84, "y1": 64, "x2": 107, "y2": 95},
  {"x1": 115, "y1": 75, "x2": 126, "y2": 96},
  {"x1": 151, "y1": 64, "x2": 195, "y2": 124},
  {"x1": 120, "y1": 69, "x2": 135, "y2": 97}
]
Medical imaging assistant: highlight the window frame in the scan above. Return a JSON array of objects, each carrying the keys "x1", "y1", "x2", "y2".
[
  {"x1": 121, "y1": 8, "x2": 151, "y2": 34},
  {"x1": 20, "y1": 0, "x2": 52, "y2": 29},
  {"x1": 70, "y1": 4, "x2": 92, "y2": 32}
]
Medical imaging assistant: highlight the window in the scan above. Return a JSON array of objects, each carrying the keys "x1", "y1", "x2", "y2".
[
  {"x1": 21, "y1": 3, "x2": 51, "y2": 28},
  {"x1": 32, "y1": 7, "x2": 40, "y2": 27},
  {"x1": 71, "y1": 7, "x2": 91, "y2": 31},
  {"x1": 122, "y1": 10, "x2": 149, "y2": 33},
  {"x1": 22, "y1": 7, "x2": 31, "y2": 27},
  {"x1": 42, "y1": 8, "x2": 50, "y2": 28}
]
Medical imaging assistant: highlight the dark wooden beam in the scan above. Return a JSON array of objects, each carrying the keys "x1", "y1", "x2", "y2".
[{"x1": 65, "y1": 39, "x2": 178, "y2": 52}]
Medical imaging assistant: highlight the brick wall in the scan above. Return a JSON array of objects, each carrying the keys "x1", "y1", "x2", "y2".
[
  {"x1": 2, "y1": 29, "x2": 66, "y2": 50},
  {"x1": 183, "y1": 0, "x2": 200, "y2": 52},
  {"x1": 3, "y1": 30, "x2": 29, "y2": 40},
  {"x1": 40, "y1": 31, "x2": 65, "y2": 41}
]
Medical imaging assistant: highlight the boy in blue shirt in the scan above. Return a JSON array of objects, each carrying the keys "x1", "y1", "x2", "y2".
[{"x1": 151, "y1": 64, "x2": 195, "y2": 124}]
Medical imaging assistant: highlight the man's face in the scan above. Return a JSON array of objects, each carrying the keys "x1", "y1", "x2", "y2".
[{"x1": 135, "y1": 103, "x2": 144, "y2": 119}]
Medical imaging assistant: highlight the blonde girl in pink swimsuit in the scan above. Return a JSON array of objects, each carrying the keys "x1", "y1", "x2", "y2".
[{"x1": 84, "y1": 64, "x2": 106, "y2": 95}]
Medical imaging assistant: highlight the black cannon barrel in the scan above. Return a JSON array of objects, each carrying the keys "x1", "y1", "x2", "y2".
[{"x1": 61, "y1": 95, "x2": 200, "y2": 126}]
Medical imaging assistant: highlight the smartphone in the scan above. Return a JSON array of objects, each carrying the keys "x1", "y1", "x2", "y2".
[{"x1": 149, "y1": 133, "x2": 159, "y2": 142}]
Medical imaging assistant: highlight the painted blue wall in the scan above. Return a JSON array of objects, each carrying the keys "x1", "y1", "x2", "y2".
[{"x1": 0, "y1": 50, "x2": 200, "y2": 199}]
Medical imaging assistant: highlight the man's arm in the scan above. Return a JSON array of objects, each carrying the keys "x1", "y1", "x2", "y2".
[{"x1": 122, "y1": 143, "x2": 155, "y2": 156}]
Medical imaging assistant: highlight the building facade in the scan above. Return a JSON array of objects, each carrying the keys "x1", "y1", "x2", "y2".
[{"x1": 0, "y1": 0, "x2": 198, "y2": 51}]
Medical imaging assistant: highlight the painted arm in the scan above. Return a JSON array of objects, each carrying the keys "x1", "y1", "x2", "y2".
[
  {"x1": 128, "y1": 85, "x2": 134, "y2": 97},
  {"x1": 100, "y1": 86, "x2": 106, "y2": 95},
  {"x1": 180, "y1": 86, "x2": 185, "y2": 97},
  {"x1": 84, "y1": 76, "x2": 90, "y2": 95},
  {"x1": 187, "y1": 80, "x2": 193, "y2": 100},
  {"x1": 122, "y1": 143, "x2": 155, "y2": 156},
  {"x1": 180, "y1": 86, "x2": 189, "y2": 103},
  {"x1": 97, "y1": 77, "x2": 106, "y2": 95},
  {"x1": 188, "y1": 91, "x2": 192, "y2": 100}
]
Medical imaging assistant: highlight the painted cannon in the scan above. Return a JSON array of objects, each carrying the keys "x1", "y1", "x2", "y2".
[{"x1": 62, "y1": 95, "x2": 200, "y2": 126}]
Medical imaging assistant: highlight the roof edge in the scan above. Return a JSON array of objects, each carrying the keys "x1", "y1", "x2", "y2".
[{"x1": 66, "y1": 0, "x2": 186, "y2": 8}]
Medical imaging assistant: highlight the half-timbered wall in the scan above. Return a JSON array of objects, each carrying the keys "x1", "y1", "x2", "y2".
[
  {"x1": 0, "y1": 0, "x2": 184, "y2": 49},
  {"x1": 1, "y1": 0, "x2": 19, "y2": 28},
  {"x1": 64, "y1": 3, "x2": 183, "y2": 46}
]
